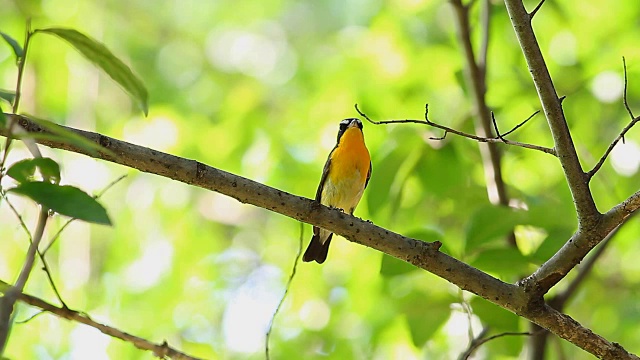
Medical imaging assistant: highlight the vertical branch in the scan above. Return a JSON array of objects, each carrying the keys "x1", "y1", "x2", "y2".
[
  {"x1": 450, "y1": 0, "x2": 516, "y2": 245},
  {"x1": 478, "y1": 0, "x2": 491, "y2": 80},
  {"x1": 502, "y1": 0, "x2": 599, "y2": 226},
  {"x1": 0, "y1": 208, "x2": 49, "y2": 354},
  {"x1": 1, "y1": 22, "x2": 31, "y2": 170}
]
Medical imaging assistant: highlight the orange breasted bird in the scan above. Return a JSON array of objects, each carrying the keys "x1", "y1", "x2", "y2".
[{"x1": 303, "y1": 118, "x2": 371, "y2": 264}]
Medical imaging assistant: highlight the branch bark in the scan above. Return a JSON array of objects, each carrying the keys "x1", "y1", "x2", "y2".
[
  {"x1": 1, "y1": 114, "x2": 638, "y2": 359},
  {"x1": 501, "y1": 0, "x2": 620, "y2": 302},
  {"x1": 503, "y1": 0, "x2": 599, "y2": 226},
  {"x1": 0, "y1": 283, "x2": 200, "y2": 360}
]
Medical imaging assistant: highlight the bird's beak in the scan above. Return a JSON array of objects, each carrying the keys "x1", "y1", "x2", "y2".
[{"x1": 347, "y1": 120, "x2": 358, "y2": 128}]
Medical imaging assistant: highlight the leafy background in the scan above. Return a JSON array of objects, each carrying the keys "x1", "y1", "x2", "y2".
[{"x1": 1, "y1": 0, "x2": 640, "y2": 359}]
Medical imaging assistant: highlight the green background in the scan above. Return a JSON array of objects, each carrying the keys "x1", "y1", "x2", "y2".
[{"x1": 1, "y1": 0, "x2": 640, "y2": 359}]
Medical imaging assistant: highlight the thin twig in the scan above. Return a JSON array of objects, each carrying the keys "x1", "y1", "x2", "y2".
[
  {"x1": 355, "y1": 104, "x2": 557, "y2": 156},
  {"x1": 491, "y1": 112, "x2": 505, "y2": 141},
  {"x1": 501, "y1": 110, "x2": 540, "y2": 137},
  {"x1": 459, "y1": 327, "x2": 490, "y2": 360},
  {"x1": 1, "y1": 190, "x2": 32, "y2": 239},
  {"x1": 588, "y1": 59, "x2": 639, "y2": 179},
  {"x1": 0, "y1": 207, "x2": 48, "y2": 354},
  {"x1": 1, "y1": 190, "x2": 67, "y2": 308},
  {"x1": 42, "y1": 174, "x2": 127, "y2": 256},
  {"x1": 529, "y1": 0, "x2": 547, "y2": 20},
  {"x1": 623, "y1": 57, "x2": 635, "y2": 120},
  {"x1": 0, "y1": 283, "x2": 201, "y2": 360},
  {"x1": 266, "y1": 222, "x2": 304, "y2": 360},
  {"x1": 478, "y1": 0, "x2": 491, "y2": 83},
  {"x1": 0, "y1": 22, "x2": 32, "y2": 173},
  {"x1": 460, "y1": 329, "x2": 543, "y2": 360},
  {"x1": 587, "y1": 115, "x2": 640, "y2": 180},
  {"x1": 459, "y1": 292, "x2": 476, "y2": 344},
  {"x1": 15, "y1": 310, "x2": 46, "y2": 324}
]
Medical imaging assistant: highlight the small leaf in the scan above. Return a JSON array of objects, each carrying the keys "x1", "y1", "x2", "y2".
[
  {"x1": 0, "y1": 89, "x2": 16, "y2": 105},
  {"x1": 470, "y1": 248, "x2": 530, "y2": 277},
  {"x1": 0, "y1": 32, "x2": 24, "y2": 59},
  {"x1": 0, "y1": 108, "x2": 5, "y2": 127},
  {"x1": 380, "y1": 254, "x2": 417, "y2": 277},
  {"x1": 7, "y1": 158, "x2": 60, "y2": 184},
  {"x1": 402, "y1": 294, "x2": 452, "y2": 347},
  {"x1": 36, "y1": 28, "x2": 148, "y2": 115},
  {"x1": 7, "y1": 159, "x2": 37, "y2": 183},
  {"x1": 36, "y1": 157, "x2": 61, "y2": 184},
  {"x1": 366, "y1": 150, "x2": 404, "y2": 216},
  {"x1": 8, "y1": 181, "x2": 111, "y2": 225},
  {"x1": 465, "y1": 205, "x2": 525, "y2": 251},
  {"x1": 471, "y1": 296, "x2": 520, "y2": 331}
]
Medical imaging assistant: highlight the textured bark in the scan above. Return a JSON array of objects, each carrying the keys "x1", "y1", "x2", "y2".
[{"x1": 1, "y1": 114, "x2": 638, "y2": 358}]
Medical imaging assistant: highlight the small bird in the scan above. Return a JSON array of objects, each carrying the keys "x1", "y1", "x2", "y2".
[{"x1": 303, "y1": 118, "x2": 371, "y2": 264}]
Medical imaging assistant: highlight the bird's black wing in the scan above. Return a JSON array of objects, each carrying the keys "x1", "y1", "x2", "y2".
[
  {"x1": 315, "y1": 148, "x2": 335, "y2": 201},
  {"x1": 364, "y1": 160, "x2": 372, "y2": 189}
]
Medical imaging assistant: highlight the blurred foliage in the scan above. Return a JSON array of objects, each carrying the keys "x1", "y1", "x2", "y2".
[{"x1": 1, "y1": 0, "x2": 640, "y2": 359}]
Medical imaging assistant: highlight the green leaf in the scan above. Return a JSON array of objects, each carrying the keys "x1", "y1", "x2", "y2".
[
  {"x1": 36, "y1": 28, "x2": 148, "y2": 116},
  {"x1": 470, "y1": 296, "x2": 520, "y2": 332},
  {"x1": 380, "y1": 254, "x2": 416, "y2": 277},
  {"x1": 465, "y1": 205, "x2": 525, "y2": 251},
  {"x1": 402, "y1": 294, "x2": 451, "y2": 347},
  {"x1": 0, "y1": 31, "x2": 24, "y2": 59},
  {"x1": 7, "y1": 158, "x2": 61, "y2": 184},
  {"x1": 7, "y1": 159, "x2": 37, "y2": 183},
  {"x1": 0, "y1": 108, "x2": 5, "y2": 128},
  {"x1": 470, "y1": 248, "x2": 531, "y2": 277},
  {"x1": 366, "y1": 149, "x2": 403, "y2": 216},
  {"x1": 0, "y1": 89, "x2": 15, "y2": 105},
  {"x1": 35, "y1": 158, "x2": 61, "y2": 184},
  {"x1": 8, "y1": 181, "x2": 112, "y2": 225},
  {"x1": 16, "y1": 115, "x2": 113, "y2": 157},
  {"x1": 531, "y1": 227, "x2": 574, "y2": 263}
]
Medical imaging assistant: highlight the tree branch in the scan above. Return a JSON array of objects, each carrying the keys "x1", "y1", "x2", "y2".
[
  {"x1": 450, "y1": 0, "x2": 511, "y2": 212},
  {"x1": 622, "y1": 57, "x2": 635, "y2": 120},
  {"x1": 0, "y1": 283, "x2": 200, "y2": 360},
  {"x1": 587, "y1": 58, "x2": 640, "y2": 180},
  {"x1": 0, "y1": 206, "x2": 48, "y2": 354},
  {"x1": 521, "y1": 189, "x2": 640, "y2": 294},
  {"x1": 460, "y1": 328, "x2": 539, "y2": 360},
  {"x1": 0, "y1": 114, "x2": 638, "y2": 358},
  {"x1": 356, "y1": 105, "x2": 556, "y2": 156},
  {"x1": 530, "y1": 218, "x2": 624, "y2": 359},
  {"x1": 529, "y1": 0, "x2": 547, "y2": 20},
  {"x1": 503, "y1": 0, "x2": 599, "y2": 226}
]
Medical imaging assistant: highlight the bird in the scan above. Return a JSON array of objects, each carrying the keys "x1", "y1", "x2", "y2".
[{"x1": 303, "y1": 118, "x2": 371, "y2": 264}]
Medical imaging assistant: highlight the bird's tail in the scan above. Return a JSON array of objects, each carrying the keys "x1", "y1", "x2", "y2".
[{"x1": 303, "y1": 228, "x2": 333, "y2": 264}]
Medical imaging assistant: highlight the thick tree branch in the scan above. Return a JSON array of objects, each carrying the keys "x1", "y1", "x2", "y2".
[
  {"x1": 0, "y1": 283, "x2": 200, "y2": 360},
  {"x1": 530, "y1": 220, "x2": 623, "y2": 359},
  {"x1": 1, "y1": 115, "x2": 515, "y2": 307},
  {"x1": 521, "y1": 189, "x2": 640, "y2": 295},
  {"x1": 503, "y1": 0, "x2": 599, "y2": 226},
  {"x1": 0, "y1": 114, "x2": 638, "y2": 358}
]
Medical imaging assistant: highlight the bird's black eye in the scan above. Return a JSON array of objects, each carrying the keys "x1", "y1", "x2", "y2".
[{"x1": 339, "y1": 120, "x2": 350, "y2": 131}]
